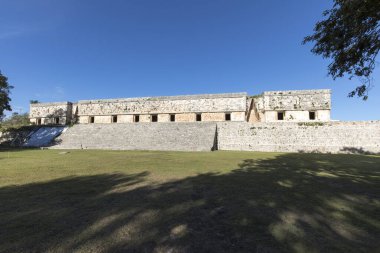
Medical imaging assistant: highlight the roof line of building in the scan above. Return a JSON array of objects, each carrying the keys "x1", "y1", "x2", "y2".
[
  {"x1": 262, "y1": 89, "x2": 331, "y2": 96},
  {"x1": 77, "y1": 92, "x2": 248, "y2": 104},
  {"x1": 29, "y1": 92, "x2": 248, "y2": 106}
]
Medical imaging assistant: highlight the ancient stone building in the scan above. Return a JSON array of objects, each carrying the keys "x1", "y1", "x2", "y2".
[
  {"x1": 22, "y1": 88, "x2": 380, "y2": 154},
  {"x1": 29, "y1": 89, "x2": 331, "y2": 125}
]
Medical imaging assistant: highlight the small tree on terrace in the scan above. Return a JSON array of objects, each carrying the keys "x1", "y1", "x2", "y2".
[{"x1": 0, "y1": 70, "x2": 13, "y2": 120}]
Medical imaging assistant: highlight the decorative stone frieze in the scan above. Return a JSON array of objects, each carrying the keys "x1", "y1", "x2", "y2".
[{"x1": 28, "y1": 90, "x2": 332, "y2": 125}]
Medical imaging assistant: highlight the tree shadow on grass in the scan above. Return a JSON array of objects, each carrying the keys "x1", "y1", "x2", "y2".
[{"x1": 0, "y1": 153, "x2": 379, "y2": 253}]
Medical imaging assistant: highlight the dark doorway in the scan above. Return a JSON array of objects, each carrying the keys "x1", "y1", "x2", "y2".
[{"x1": 277, "y1": 112, "x2": 284, "y2": 121}]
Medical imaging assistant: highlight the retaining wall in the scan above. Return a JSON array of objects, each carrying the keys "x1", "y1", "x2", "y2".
[
  {"x1": 52, "y1": 122, "x2": 217, "y2": 151},
  {"x1": 217, "y1": 121, "x2": 380, "y2": 154}
]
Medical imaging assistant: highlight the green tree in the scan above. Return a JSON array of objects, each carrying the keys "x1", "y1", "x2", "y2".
[
  {"x1": 0, "y1": 70, "x2": 13, "y2": 119},
  {"x1": 30, "y1": 100, "x2": 40, "y2": 104},
  {"x1": 303, "y1": 0, "x2": 380, "y2": 100},
  {"x1": 0, "y1": 113, "x2": 30, "y2": 131}
]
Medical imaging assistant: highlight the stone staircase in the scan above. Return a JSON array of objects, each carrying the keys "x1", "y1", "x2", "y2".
[
  {"x1": 51, "y1": 122, "x2": 217, "y2": 151},
  {"x1": 23, "y1": 126, "x2": 67, "y2": 147}
]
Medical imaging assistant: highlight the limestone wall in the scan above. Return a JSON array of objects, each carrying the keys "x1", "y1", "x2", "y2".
[
  {"x1": 118, "y1": 115, "x2": 134, "y2": 123},
  {"x1": 30, "y1": 117, "x2": 67, "y2": 125},
  {"x1": 48, "y1": 120, "x2": 379, "y2": 154},
  {"x1": 78, "y1": 112, "x2": 246, "y2": 124},
  {"x1": 71, "y1": 103, "x2": 79, "y2": 123},
  {"x1": 246, "y1": 90, "x2": 331, "y2": 122},
  {"x1": 52, "y1": 122, "x2": 217, "y2": 151},
  {"x1": 262, "y1": 89, "x2": 331, "y2": 111},
  {"x1": 217, "y1": 121, "x2": 380, "y2": 154},
  {"x1": 247, "y1": 98, "x2": 262, "y2": 123},
  {"x1": 77, "y1": 93, "x2": 247, "y2": 116},
  {"x1": 28, "y1": 90, "x2": 335, "y2": 125},
  {"x1": 202, "y1": 113, "x2": 225, "y2": 122},
  {"x1": 28, "y1": 90, "x2": 334, "y2": 125},
  {"x1": 264, "y1": 110, "x2": 331, "y2": 122},
  {"x1": 231, "y1": 112, "x2": 245, "y2": 121},
  {"x1": 30, "y1": 102, "x2": 72, "y2": 125},
  {"x1": 175, "y1": 113, "x2": 196, "y2": 122},
  {"x1": 93, "y1": 116, "x2": 112, "y2": 124}
]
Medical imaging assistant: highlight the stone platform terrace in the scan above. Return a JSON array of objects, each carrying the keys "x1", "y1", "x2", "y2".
[{"x1": 52, "y1": 122, "x2": 217, "y2": 151}]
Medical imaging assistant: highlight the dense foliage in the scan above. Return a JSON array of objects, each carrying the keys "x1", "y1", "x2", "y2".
[
  {"x1": 304, "y1": 0, "x2": 380, "y2": 100},
  {"x1": 0, "y1": 113, "x2": 30, "y2": 131},
  {"x1": 0, "y1": 71, "x2": 13, "y2": 119}
]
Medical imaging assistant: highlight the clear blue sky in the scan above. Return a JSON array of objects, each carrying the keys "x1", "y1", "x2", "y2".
[{"x1": 1, "y1": 0, "x2": 379, "y2": 120}]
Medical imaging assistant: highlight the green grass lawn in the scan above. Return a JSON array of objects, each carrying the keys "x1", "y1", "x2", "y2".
[{"x1": 0, "y1": 149, "x2": 379, "y2": 253}]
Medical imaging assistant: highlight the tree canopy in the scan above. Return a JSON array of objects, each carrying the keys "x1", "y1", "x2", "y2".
[
  {"x1": 0, "y1": 112, "x2": 29, "y2": 131},
  {"x1": 303, "y1": 0, "x2": 380, "y2": 100},
  {"x1": 0, "y1": 71, "x2": 13, "y2": 120}
]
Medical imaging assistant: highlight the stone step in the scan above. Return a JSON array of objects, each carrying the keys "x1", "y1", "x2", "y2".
[{"x1": 51, "y1": 122, "x2": 217, "y2": 151}]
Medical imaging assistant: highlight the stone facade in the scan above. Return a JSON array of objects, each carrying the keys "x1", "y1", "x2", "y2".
[
  {"x1": 29, "y1": 89, "x2": 331, "y2": 125},
  {"x1": 23, "y1": 89, "x2": 380, "y2": 154},
  {"x1": 248, "y1": 89, "x2": 331, "y2": 122},
  {"x1": 30, "y1": 102, "x2": 72, "y2": 125}
]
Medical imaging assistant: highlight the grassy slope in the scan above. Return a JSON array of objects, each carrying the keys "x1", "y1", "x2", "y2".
[{"x1": 0, "y1": 149, "x2": 379, "y2": 253}]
